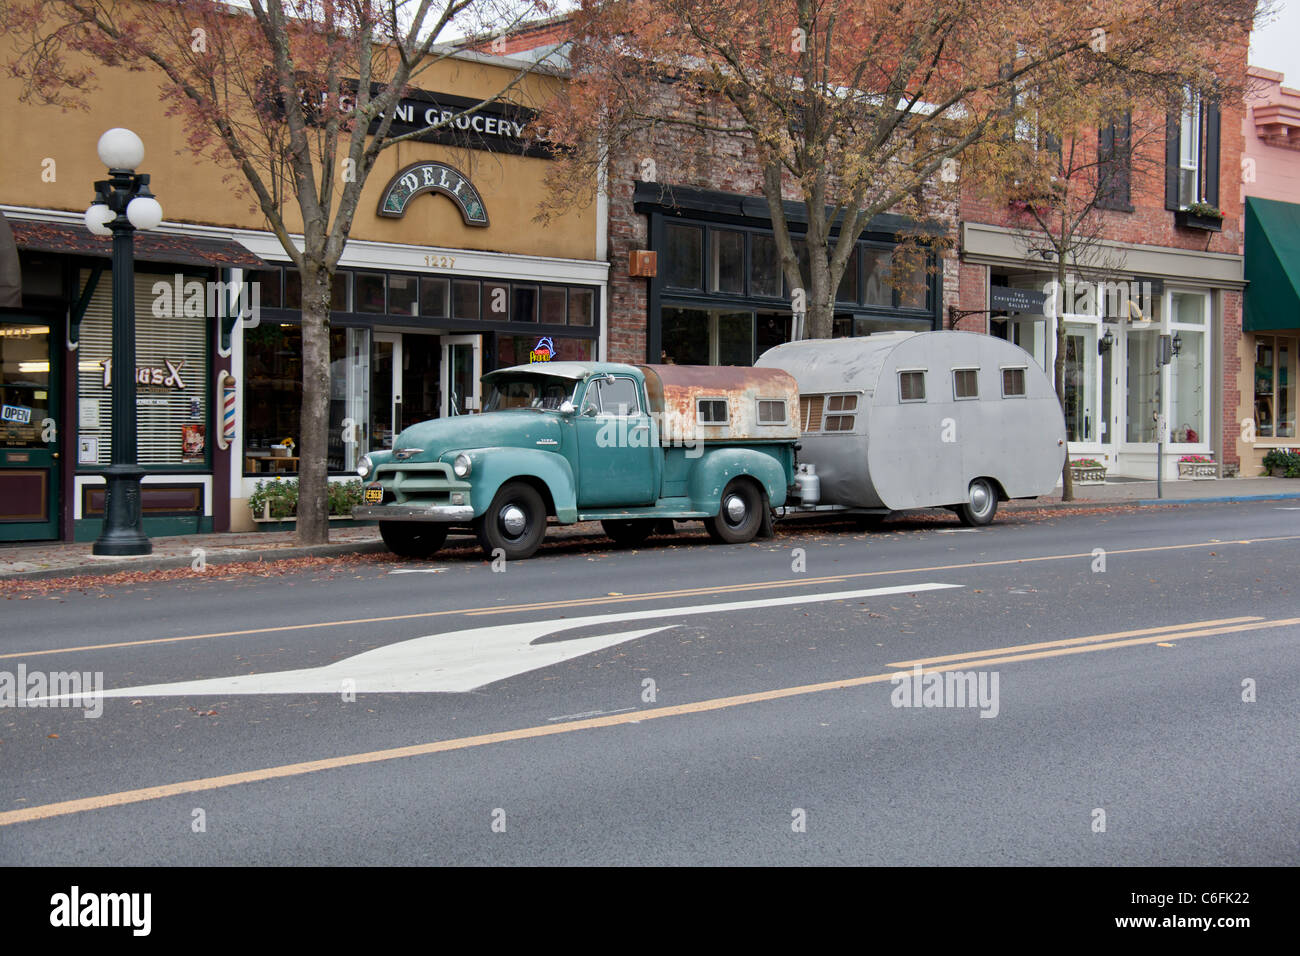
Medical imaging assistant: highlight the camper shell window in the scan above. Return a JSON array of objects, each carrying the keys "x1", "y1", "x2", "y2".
[
  {"x1": 899, "y1": 370, "x2": 927, "y2": 403},
  {"x1": 1001, "y1": 367, "x2": 1028, "y2": 398},
  {"x1": 697, "y1": 397, "x2": 729, "y2": 425},
  {"x1": 757, "y1": 399, "x2": 788, "y2": 425},
  {"x1": 953, "y1": 368, "x2": 979, "y2": 400}
]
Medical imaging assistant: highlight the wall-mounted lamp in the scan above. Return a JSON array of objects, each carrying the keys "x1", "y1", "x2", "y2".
[
  {"x1": 1098, "y1": 328, "x2": 1115, "y2": 354},
  {"x1": 1171, "y1": 331, "x2": 1183, "y2": 357}
]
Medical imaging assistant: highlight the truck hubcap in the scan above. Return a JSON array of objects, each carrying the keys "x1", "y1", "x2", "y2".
[
  {"x1": 970, "y1": 483, "x2": 991, "y2": 516},
  {"x1": 500, "y1": 504, "x2": 527, "y2": 537},
  {"x1": 724, "y1": 494, "x2": 747, "y2": 524}
]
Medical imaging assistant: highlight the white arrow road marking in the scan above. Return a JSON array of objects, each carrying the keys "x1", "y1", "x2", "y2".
[{"x1": 34, "y1": 583, "x2": 960, "y2": 698}]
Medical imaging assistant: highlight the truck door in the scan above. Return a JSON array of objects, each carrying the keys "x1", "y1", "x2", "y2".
[{"x1": 573, "y1": 375, "x2": 657, "y2": 508}]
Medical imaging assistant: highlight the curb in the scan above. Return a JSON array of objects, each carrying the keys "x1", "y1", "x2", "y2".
[
  {"x1": 1004, "y1": 491, "x2": 1300, "y2": 511},
  {"x1": 0, "y1": 540, "x2": 389, "y2": 584}
]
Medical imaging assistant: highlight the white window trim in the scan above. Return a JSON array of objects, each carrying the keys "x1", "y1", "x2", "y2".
[
  {"x1": 756, "y1": 397, "x2": 790, "y2": 425},
  {"x1": 952, "y1": 366, "x2": 980, "y2": 401},
  {"x1": 696, "y1": 395, "x2": 729, "y2": 425},
  {"x1": 897, "y1": 368, "x2": 927, "y2": 404},
  {"x1": 1000, "y1": 365, "x2": 1029, "y2": 398}
]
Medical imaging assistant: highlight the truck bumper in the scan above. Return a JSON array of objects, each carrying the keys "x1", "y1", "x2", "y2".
[{"x1": 353, "y1": 504, "x2": 475, "y2": 522}]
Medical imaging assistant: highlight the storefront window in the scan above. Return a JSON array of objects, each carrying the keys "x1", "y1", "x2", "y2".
[
  {"x1": 710, "y1": 229, "x2": 745, "y2": 294},
  {"x1": 892, "y1": 250, "x2": 927, "y2": 310},
  {"x1": 756, "y1": 312, "x2": 791, "y2": 359},
  {"x1": 862, "y1": 247, "x2": 891, "y2": 306},
  {"x1": 540, "y1": 286, "x2": 567, "y2": 324},
  {"x1": 750, "y1": 234, "x2": 781, "y2": 297},
  {"x1": 77, "y1": 271, "x2": 209, "y2": 467},
  {"x1": 1169, "y1": 329, "x2": 1205, "y2": 442},
  {"x1": 453, "y1": 280, "x2": 480, "y2": 319},
  {"x1": 717, "y1": 312, "x2": 754, "y2": 365},
  {"x1": 568, "y1": 288, "x2": 594, "y2": 327},
  {"x1": 245, "y1": 269, "x2": 282, "y2": 309},
  {"x1": 356, "y1": 273, "x2": 386, "y2": 313},
  {"x1": 496, "y1": 334, "x2": 595, "y2": 367},
  {"x1": 661, "y1": 307, "x2": 710, "y2": 364},
  {"x1": 664, "y1": 224, "x2": 702, "y2": 289},
  {"x1": 1255, "y1": 335, "x2": 1297, "y2": 439},
  {"x1": 1, "y1": 322, "x2": 50, "y2": 449},
  {"x1": 420, "y1": 277, "x2": 449, "y2": 318},
  {"x1": 243, "y1": 324, "x2": 351, "y2": 470},
  {"x1": 512, "y1": 285, "x2": 538, "y2": 323},
  {"x1": 388, "y1": 274, "x2": 418, "y2": 316},
  {"x1": 483, "y1": 282, "x2": 509, "y2": 319}
]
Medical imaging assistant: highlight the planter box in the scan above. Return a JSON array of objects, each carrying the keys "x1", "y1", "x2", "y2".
[
  {"x1": 250, "y1": 515, "x2": 368, "y2": 532},
  {"x1": 1175, "y1": 209, "x2": 1223, "y2": 232},
  {"x1": 1177, "y1": 461, "x2": 1219, "y2": 480},
  {"x1": 1069, "y1": 466, "x2": 1107, "y2": 485}
]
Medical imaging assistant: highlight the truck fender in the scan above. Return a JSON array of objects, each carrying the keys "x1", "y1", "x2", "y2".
[
  {"x1": 687, "y1": 447, "x2": 790, "y2": 513},
  {"x1": 462, "y1": 447, "x2": 579, "y2": 523}
]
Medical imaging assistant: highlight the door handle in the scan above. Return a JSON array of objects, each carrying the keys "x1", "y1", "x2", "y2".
[{"x1": 51, "y1": 452, "x2": 59, "y2": 459}]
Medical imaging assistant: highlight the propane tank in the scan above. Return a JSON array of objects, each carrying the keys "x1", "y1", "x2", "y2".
[{"x1": 796, "y1": 463, "x2": 820, "y2": 506}]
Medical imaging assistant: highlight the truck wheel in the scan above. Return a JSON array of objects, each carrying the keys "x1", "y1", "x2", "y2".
[
  {"x1": 957, "y1": 478, "x2": 999, "y2": 527},
  {"x1": 602, "y1": 519, "x2": 655, "y2": 549},
  {"x1": 379, "y1": 522, "x2": 448, "y2": 558},
  {"x1": 477, "y1": 481, "x2": 547, "y2": 560},
  {"x1": 705, "y1": 479, "x2": 765, "y2": 544}
]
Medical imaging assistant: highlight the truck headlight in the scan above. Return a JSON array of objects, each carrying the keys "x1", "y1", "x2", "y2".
[
  {"x1": 357, "y1": 454, "x2": 374, "y2": 479},
  {"x1": 453, "y1": 453, "x2": 472, "y2": 478}
]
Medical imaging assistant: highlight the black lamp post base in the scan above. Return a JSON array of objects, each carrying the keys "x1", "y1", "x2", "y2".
[{"x1": 92, "y1": 464, "x2": 152, "y2": 556}]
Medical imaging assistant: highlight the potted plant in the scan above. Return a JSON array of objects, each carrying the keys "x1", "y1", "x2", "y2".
[
  {"x1": 248, "y1": 478, "x2": 367, "y2": 529},
  {"x1": 1068, "y1": 457, "x2": 1107, "y2": 484},
  {"x1": 1262, "y1": 447, "x2": 1300, "y2": 478},
  {"x1": 1175, "y1": 200, "x2": 1223, "y2": 232},
  {"x1": 1177, "y1": 454, "x2": 1219, "y2": 479}
]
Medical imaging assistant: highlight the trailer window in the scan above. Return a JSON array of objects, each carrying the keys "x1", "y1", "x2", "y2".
[
  {"x1": 698, "y1": 398, "x2": 729, "y2": 424},
  {"x1": 800, "y1": 395, "x2": 824, "y2": 431},
  {"x1": 824, "y1": 394, "x2": 857, "y2": 431},
  {"x1": 953, "y1": 368, "x2": 979, "y2": 400},
  {"x1": 1002, "y1": 367, "x2": 1027, "y2": 398},
  {"x1": 757, "y1": 399, "x2": 788, "y2": 424},
  {"x1": 899, "y1": 371, "x2": 926, "y2": 403}
]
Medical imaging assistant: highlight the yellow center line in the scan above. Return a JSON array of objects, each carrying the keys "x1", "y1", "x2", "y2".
[
  {"x1": 4, "y1": 533, "x2": 1298, "y2": 661},
  {"x1": 2, "y1": 614, "x2": 1296, "y2": 828},
  {"x1": 887, "y1": 616, "x2": 1264, "y2": 667}
]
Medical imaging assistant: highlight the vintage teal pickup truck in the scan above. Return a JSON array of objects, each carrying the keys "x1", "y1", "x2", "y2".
[{"x1": 352, "y1": 361, "x2": 802, "y2": 559}]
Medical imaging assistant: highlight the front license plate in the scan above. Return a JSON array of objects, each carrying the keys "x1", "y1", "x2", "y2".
[{"x1": 364, "y1": 483, "x2": 384, "y2": 504}]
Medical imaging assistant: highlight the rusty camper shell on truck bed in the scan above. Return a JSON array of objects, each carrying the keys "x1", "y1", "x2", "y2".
[
  {"x1": 756, "y1": 330, "x2": 1066, "y2": 526},
  {"x1": 638, "y1": 364, "x2": 801, "y2": 445}
]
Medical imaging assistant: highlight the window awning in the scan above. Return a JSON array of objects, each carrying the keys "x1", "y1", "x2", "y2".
[
  {"x1": 1245, "y1": 196, "x2": 1300, "y2": 332},
  {"x1": 7, "y1": 218, "x2": 267, "y2": 269}
]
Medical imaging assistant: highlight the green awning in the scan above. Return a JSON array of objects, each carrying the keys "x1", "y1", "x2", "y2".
[{"x1": 1245, "y1": 196, "x2": 1300, "y2": 331}]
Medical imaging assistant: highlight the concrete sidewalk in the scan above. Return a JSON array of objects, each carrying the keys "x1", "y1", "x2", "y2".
[{"x1": 2, "y1": 476, "x2": 1297, "y2": 581}]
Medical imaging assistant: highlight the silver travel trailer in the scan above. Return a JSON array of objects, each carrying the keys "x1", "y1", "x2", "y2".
[{"x1": 755, "y1": 330, "x2": 1066, "y2": 525}]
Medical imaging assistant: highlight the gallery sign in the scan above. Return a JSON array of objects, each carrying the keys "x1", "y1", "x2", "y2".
[{"x1": 378, "y1": 162, "x2": 489, "y2": 226}]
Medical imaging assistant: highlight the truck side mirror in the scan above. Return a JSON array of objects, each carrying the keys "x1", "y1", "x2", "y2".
[{"x1": 559, "y1": 400, "x2": 576, "y2": 415}]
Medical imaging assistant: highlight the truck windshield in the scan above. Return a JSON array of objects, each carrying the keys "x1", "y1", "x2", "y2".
[{"x1": 484, "y1": 375, "x2": 579, "y2": 412}]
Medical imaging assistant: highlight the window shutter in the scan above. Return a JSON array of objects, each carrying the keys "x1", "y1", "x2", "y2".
[
  {"x1": 1204, "y1": 98, "x2": 1220, "y2": 208},
  {"x1": 1114, "y1": 113, "x2": 1132, "y2": 207},
  {"x1": 1165, "y1": 112, "x2": 1180, "y2": 211}
]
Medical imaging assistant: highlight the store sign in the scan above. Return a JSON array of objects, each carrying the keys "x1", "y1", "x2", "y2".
[
  {"x1": 378, "y1": 162, "x2": 489, "y2": 226},
  {"x1": 990, "y1": 285, "x2": 1048, "y2": 316},
  {"x1": 1, "y1": 404, "x2": 32, "y2": 424},
  {"x1": 529, "y1": 337, "x2": 555, "y2": 363},
  {"x1": 101, "y1": 358, "x2": 188, "y2": 390}
]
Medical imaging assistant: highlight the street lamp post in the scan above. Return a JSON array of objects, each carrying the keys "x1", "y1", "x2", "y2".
[{"x1": 85, "y1": 128, "x2": 164, "y2": 556}]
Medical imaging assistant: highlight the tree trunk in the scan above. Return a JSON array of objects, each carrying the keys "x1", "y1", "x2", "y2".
[
  {"x1": 1054, "y1": 254, "x2": 1074, "y2": 502},
  {"x1": 297, "y1": 260, "x2": 333, "y2": 545}
]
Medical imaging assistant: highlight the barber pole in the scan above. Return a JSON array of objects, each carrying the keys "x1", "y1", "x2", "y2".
[{"x1": 216, "y1": 371, "x2": 236, "y2": 450}]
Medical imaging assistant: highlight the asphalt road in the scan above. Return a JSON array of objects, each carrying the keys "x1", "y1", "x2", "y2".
[{"x1": 0, "y1": 500, "x2": 1296, "y2": 865}]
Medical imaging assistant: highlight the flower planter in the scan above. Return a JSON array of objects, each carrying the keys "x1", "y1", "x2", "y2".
[
  {"x1": 1177, "y1": 461, "x2": 1219, "y2": 480},
  {"x1": 1069, "y1": 466, "x2": 1107, "y2": 485},
  {"x1": 251, "y1": 515, "x2": 370, "y2": 532},
  {"x1": 1175, "y1": 209, "x2": 1223, "y2": 232}
]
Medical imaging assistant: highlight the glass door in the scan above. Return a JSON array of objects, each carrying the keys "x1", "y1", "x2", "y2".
[
  {"x1": 0, "y1": 318, "x2": 59, "y2": 541},
  {"x1": 441, "y1": 334, "x2": 481, "y2": 417},
  {"x1": 369, "y1": 332, "x2": 401, "y2": 450}
]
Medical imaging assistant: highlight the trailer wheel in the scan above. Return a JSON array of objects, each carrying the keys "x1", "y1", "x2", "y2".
[
  {"x1": 957, "y1": 478, "x2": 998, "y2": 527},
  {"x1": 602, "y1": 519, "x2": 655, "y2": 549},
  {"x1": 379, "y1": 521, "x2": 448, "y2": 558},
  {"x1": 705, "y1": 479, "x2": 765, "y2": 544},
  {"x1": 476, "y1": 481, "x2": 547, "y2": 560}
]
